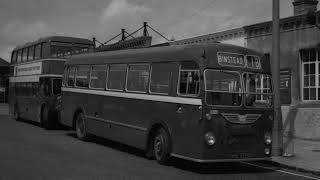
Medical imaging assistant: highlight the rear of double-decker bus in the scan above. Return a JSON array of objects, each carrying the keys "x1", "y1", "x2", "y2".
[{"x1": 195, "y1": 44, "x2": 273, "y2": 162}]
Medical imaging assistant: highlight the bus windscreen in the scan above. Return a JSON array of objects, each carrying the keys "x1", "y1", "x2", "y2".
[{"x1": 204, "y1": 70, "x2": 241, "y2": 106}]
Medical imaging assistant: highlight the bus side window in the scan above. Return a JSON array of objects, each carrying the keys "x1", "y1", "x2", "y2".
[
  {"x1": 67, "y1": 67, "x2": 76, "y2": 87},
  {"x1": 178, "y1": 70, "x2": 200, "y2": 97},
  {"x1": 90, "y1": 65, "x2": 107, "y2": 89},
  {"x1": 75, "y1": 65, "x2": 90, "y2": 88},
  {"x1": 107, "y1": 64, "x2": 127, "y2": 91},
  {"x1": 150, "y1": 63, "x2": 171, "y2": 95},
  {"x1": 126, "y1": 64, "x2": 150, "y2": 93}
]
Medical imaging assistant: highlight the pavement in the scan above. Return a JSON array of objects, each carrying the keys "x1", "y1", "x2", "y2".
[{"x1": 0, "y1": 103, "x2": 320, "y2": 178}]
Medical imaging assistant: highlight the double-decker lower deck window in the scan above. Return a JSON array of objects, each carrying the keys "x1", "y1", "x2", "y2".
[
  {"x1": 179, "y1": 70, "x2": 200, "y2": 96},
  {"x1": 205, "y1": 70, "x2": 241, "y2": 106},
  {"x1": 75, "y1": 65, "x2": 90, "y2": 88},
  {"x1": 126, "y1": 64, "x2": 150, "y2": 93},
  {"x1": 67, "y1": 67, "x2": 76, "y2": 87},
  {"x1": 90, "y1": 65, "x2": 107, "y2": 89},
  {"x1": 107, "y1": 64, "x2": 127, "y2": 90}
]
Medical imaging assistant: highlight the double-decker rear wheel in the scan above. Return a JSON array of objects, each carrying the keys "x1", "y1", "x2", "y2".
[
  {"x1": 75, "y1": 112, "x2": 90, "y2": 141},
  {"x1": 154, "y1": 128, "x2": 171, "y2": 164}
]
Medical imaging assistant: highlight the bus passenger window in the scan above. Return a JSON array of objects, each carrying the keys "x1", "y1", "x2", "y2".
[
  {"x1": 67, "y1": 67, "x2": 76, "y2": 87},
  {"x1": 126, "y1": 64, "x2": 150, "y2": 93},
  {"x1": 17, "y1": 50, "x2": 22, "y2": 63},
  {"x1": 107, "y1": 64, "x2": 127, "y2": 91},
  {"x1": 150, "y1": 64, "x2": 171, "y2": 95},
  {"x1": 179, "y1": 70, "x2": 200, "y2": 96},
  {"x1": 90, "y1": 66, "x2": 107, "y2": 89},
  {"x1": 28, "y1": 46, "x2": 34, "y2": 61},
  {"x1": 75, "y1": 66, "x2": 90, "y2": 88},
  {"x1": 34, "y1": 44, "x2": 42, "y2": 60}
]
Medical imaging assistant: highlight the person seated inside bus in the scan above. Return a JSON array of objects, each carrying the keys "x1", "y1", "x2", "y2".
[{"x1": 245, "y1": 75, "x2": 257, "y2": 106}]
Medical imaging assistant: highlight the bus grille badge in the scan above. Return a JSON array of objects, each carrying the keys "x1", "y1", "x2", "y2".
[{"x1": 238, "y1": 115, "x2": 246, "y2": 123}]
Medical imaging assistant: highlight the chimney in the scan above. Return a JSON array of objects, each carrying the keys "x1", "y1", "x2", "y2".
[{"x1": 293, "y1": 0, "x2": 318, "y2": 16}]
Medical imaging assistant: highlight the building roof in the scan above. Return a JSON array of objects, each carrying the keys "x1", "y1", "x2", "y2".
[{"x1": 0, "y1": 58, "x2": 9, "y2": 67}]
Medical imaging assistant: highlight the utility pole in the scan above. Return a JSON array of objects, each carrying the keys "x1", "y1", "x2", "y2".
[{"x1": 272, "y1": 0, "x2": 283, "y2": 156}]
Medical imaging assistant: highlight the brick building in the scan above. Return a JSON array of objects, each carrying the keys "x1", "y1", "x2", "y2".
[{"x1": 0, "y1": 58, "x2": 9, "y2": 103}]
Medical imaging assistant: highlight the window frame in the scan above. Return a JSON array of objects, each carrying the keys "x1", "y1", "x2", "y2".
[
  {"x1": 89, "y1": 65, "x2": 108, "y2": 90},
  {"x1": 125, "y1": 63, "x2": 150, "y2": 94},
  {"x1": 148, "y1": 63, "x2": 172, "y2": 96},
  {"x1": 75, "y1": 65, "x2": 90, "y2": 88},
  {"x1": 106, "y1": 64, "x2": 127, "y2": 92},
  {"x1": 177, "y1": 66, "x2": 201, "y2": 98},
  {"x1": 301, "y1": 49, "x2": 320, "y2": 101},
  {"x1": 204, "y1": 69, "x2": 242, "y2": 107},
  {"x1": 67, "y1": 66, "x2": 76, "y2": 87}
]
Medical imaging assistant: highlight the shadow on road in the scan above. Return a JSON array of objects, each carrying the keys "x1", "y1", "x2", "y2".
[
  {"x1": 66, "y1": 132, "x2": 276, "y2": 175},
  {"x1": 15, "y1": 117, "x2": 70, "y2": 131}
]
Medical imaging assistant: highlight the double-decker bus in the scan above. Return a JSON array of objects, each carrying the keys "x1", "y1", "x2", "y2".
[
  {"x1": 60, "y1": 43, "x2": 273, "y2": 164},
  {"x1": 9, "y1": 36, "x2": 94, "y2": 129}
]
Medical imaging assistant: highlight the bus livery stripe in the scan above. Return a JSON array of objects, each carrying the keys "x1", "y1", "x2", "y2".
[
  {"x1": 87, "y1": 115, "x2": 148, "y2": 132},
  {"x1": 62, "y1": 87, "x2": 202, "y2": 106},
  {"x1": 10, "y1": 74, "x2": 63, "y2": 83}
]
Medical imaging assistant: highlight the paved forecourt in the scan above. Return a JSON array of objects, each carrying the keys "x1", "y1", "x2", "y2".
[{"x1": 0, "y1": 114, "x2": 319, "y2": 180}]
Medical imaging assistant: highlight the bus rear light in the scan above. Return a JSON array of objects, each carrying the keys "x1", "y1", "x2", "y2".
[
  {"x1": 204, "y1": 132, "x2": 216, "y2": 146},
  {"x1": 205, "y1": 113, "x2": 212, "y2": 120},
  {"x1": 264, "y1": 132, "x2": 272, "y2": 145}
]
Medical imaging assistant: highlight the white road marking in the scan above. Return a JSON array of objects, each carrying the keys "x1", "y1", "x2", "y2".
[{"x1": 241, "y1": 161, "x2": 320, "y2": 180}]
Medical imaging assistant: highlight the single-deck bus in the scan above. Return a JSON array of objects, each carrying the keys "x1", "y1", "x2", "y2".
[
  {"x1": 60, "y1": 43, "x2": 273, "y2": 164},
  {"x1": 9, "y1": 36, "x2": 94, "y2": 129}
]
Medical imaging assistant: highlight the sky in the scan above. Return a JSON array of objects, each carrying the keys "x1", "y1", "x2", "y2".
[{"x1": 0, "y1": 0, "x2": 311, "y2": 62}]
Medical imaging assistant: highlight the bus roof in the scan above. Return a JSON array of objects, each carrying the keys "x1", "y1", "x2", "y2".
[
  {"x1": 13, "y1": 36, "x2": 94, "y2": 51},
  {"x1": 66, "y1": 43, "x2": 269, "y2": 72}
]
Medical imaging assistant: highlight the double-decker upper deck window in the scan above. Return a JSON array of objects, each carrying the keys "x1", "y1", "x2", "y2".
[
  {"x1": 75, "y1": 65, "x2": 90, "y2": 88},
  {"x1": 34, "y1": 44, "x2": 42, "y2": 60},
  {"x1": 126, "y1": 64, "x2": 150, "y2": 92},
  {"x1": 107, "y1": 64, "x2": 127, "y2": 90},
  {"x1": 17, "y1": 50, "x2": 22, "y2": 63},
  {"x1": 90, "y1": 65, "x2": 107, "y2": 89},
  {"x1": 11, "y1": 51, "x2": 17, "y2": 64},
  {"x1": 179, "y1": 69, "x2": 200, "y2": 96},
  {"x1": 150, "y1": 63, "x2": 171, "y2": 95},
  {"x1": 28, "y1": 46, "x2": 34, "y2": 61},
  {"x1": 22, "y1": 48, "x2": 28, "y2": 62},
  {"x1": 67, "y1": 67, "x2": 76, "y2": 87}
]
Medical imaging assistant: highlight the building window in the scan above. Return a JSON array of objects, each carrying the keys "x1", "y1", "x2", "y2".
[
  {"x1": 126, "y1": 64, "x2": 150, "y2": 93},
  {"x1": 301, "y1": 49, "x2": 320, "y2": 101}
]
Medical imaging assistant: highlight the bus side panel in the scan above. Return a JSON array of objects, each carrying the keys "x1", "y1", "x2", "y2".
[
  {"x1": 169, "y1": 103, "x2": 204, "y2": 159},
  {"x1": 90, "y1": 94, "x2": 148, "y2": 150}
]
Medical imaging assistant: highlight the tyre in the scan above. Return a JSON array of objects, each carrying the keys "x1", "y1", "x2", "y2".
[
  {"x1": 41, "y1": 106, "x2": 54, "y2": 129},
  {"x1": 75, "y1": 112, "x2": 90, "y2": 141},
  {"x1": 153, "y1": 128, "x2": 171, "y2": 165}
]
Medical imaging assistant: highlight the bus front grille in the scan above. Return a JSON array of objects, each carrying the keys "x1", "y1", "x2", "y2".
[{"x1": 221, "y1": 113, "x2": 261, "y2": 124}]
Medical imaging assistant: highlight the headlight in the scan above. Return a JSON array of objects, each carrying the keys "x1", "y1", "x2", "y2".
[
  {"x1": 265, "y1": 148, "x2": 270, "y2": 155},
  {"x1": 204, "y1": 132, "x2": 216, "y2": 146},
  {"x1": 264, "y1": 132, "x2": 272, "y2": 145}
]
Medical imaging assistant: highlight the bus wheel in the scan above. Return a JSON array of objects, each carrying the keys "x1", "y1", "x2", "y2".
[
  {"x1": 42, "y1": 106, "x2": 54, "y2": 129},
  {"x1": 154, "y1": 128, "x2": 171, "y2": 165},
  {"x1": 75, "y1": 113, "x2": 89, "y2": 141}
]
